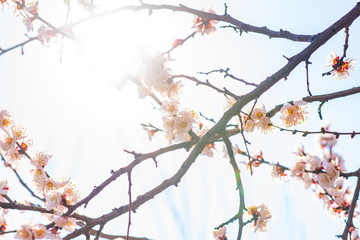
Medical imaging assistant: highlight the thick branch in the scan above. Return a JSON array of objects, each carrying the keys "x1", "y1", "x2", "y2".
[
  {"x1": 266, "y1": 86, "x2": 360, "y2": 118},
  {"x1": 75, "y1": 3, "x2": 314, "y2": 42},
  {"x1": 303, "y1": 86, "x2": 360, "y2": 103},
  {"x1": 0, "y1": 201, "x2": 92, "y2": 223}
]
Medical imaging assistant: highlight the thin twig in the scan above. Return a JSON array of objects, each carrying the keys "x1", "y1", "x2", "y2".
[
  {"x1": 171, "y1": 74, "x2": 239, "y2": 99},
  {"x1": 271, "y1": 124, "x2": 360, "y2": 138},
  {"x1": 163, "y1": 31, "x2": 197, "y2": 55},
  {"x1": 305, "y1": 59, "x2": 312, "y2": 96},
  {"x1": 339, "y1": 27, "x2": 350, "y2": 63},
  {"x1": 0, "y1": 37, "x2": 37, "y2": 56},
  {"x1": 94, "y1": 224, "x2": 105, "y2": 240},
  {"x1": 127, "y1": 171, "x2": 133, "y2": 240},
  {"x1": 59, "y1": 0, "x2": 71, "y2": 62},
  {"x1": 221, "y1": 131, "x2": 245, "y2": 240},
  {"x1": 341, "y1": 168, "x2": 360, "y2": 239},
  {"x1": 237, "y1": 114, "x2": 253, "y2": 175},
  {"x1": 317, "y1": 101, "x2": 326, "y2": 120},
  {"x1": 198, "y1": 68, "x2": 259, "y2": 87},
  {"x1": 0, "y1": 230, "x2": 17, "y2": 235},
  {"x1": 0, "y1": 153, "x2": 45, "y2": 201}
]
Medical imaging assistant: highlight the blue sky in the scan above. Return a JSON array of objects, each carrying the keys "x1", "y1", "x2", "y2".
[{"x1": 1, "y1": 0, "x2": 360, "y2": 239}]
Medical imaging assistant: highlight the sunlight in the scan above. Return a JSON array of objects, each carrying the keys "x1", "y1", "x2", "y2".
[{"x1": 69, "y1": 12, "x2": 143, "y2": 88}]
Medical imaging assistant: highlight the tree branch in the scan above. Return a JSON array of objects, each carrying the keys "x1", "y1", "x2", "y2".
[
  {"x1": 341, "y1": 168, "x2": 360, "y2": 240},
  {"x1": 198, "y1": 68, "x2": 259, "y2": 87},
  {"x1": 221, "y1": 131, "x2": 245, "y2": 240},
  {"x1": 74, "y1": 3, "x2": 314, "y2": 42},
  {"x1": 0, "y1": 37, "x2": 37, "y2": 56},
  {"x1": 0, "y1": 153, "x2": 45, "y2": 202},
  {"x1": 172, "y1": 74, "x2": 239, "y2": 99}
]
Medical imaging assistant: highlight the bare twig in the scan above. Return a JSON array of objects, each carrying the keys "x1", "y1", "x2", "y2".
[
  {"x1": 59, "y1": 0, "x2": 71, "y2": 62},
  {"x1": 198, "y1": 68, "x2": 259, "y2": 87},
  {"x1": 317, "y1": 101, "x2": 326, "y2": 120},
  {"x1": 305, "y1": 59, "x2": 312, "y2": 96},
  {"x1": 94, "y1": 224, "x2": 105, "y2": 240},
  {"x1": 339, "y1": 27, "x2": 350, "y2": 64},
  {"x1": 0, "y1": 37, "x2": 37, "y2": 56},
  {"x1": 127, "y1": 172, "x2": 133, "y2": 240},
  {"x1": 341, "y1": 168, "x2": 360, "y2": 240},
  {"x1": 271, "y1": 124, "x2": 360, "y2": 138},
  {"x1": 171, "y1": 74, "x2": 239, "y2": 98},
  {"x1": 163, "y1": 31, "x2": 197, "y2": 55},
  {"x1": 0, "y1": 230, "x2": 17, "y2": 235}
]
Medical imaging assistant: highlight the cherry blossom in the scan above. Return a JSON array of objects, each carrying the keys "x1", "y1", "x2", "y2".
[
  {"x1": 37, "y1": 25, "x2": 56, "y2": 45},
  {"x1": 192, "y1": 9, "x2": 218, "y2": 35},
  {"x1": 213, "y1": 226, "x2": 226, "y2": 240},
  {"x1": 15, "y1": 224, "x2": 33, "y2": 240},
  {"x1": 31, "y1": 151, "x2": 52, "y2": 167},
  {"x1": 0, "y1": 109, "x2": 13, "y2": 130},
  {"x1": 326, "y1": 51, "x2": 356, "y2": 80},
  {"x1": 0, "y1": 180, "x2": 9, "y2": 195},
  {"x1": 279, "y1": 100, "x2": 307, "y2": 127},
  {"x1": 32, "y1": 224, "x2": 47, "y2": 239},
  {"x1": 247, "y1": 203, "x2": 272, "y2": 232}
]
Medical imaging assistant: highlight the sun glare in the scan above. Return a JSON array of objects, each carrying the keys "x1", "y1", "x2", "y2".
[{"x1": 68, "y1": 13, "x2": 144, "y2": 87}]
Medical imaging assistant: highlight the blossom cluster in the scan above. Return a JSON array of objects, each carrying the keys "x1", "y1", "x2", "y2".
[
  {"x1": 139, "y1": 55, "x2": 226, "y2": 160},
  {"x1": 16, "y1": 223, "x2": 51, "y2": 240},
  {"x1": 14, "y1": 219, "x2": 75, "y2": 239},
  {"x1": 240, "y1": 103, "x2": 272, "y2": 133},
  {"x1": 163, "y1": 107, "x2": 197, "y2": 144},
  {"x1": 279, "y1": 100, "x2": 307, "y2": 127},
  {"x1": 246, "y1": 203, "x2": 272, "y2": 232},
  {"x1": 15, "y1": 220, "x2": 76, "y2": 240},
  {"x1": 0, "y1": 0, "x2": 39, "y2": 31},
  {"x1": 225, "y1": 99, "x2": 309, "y2": 137},
  {"x1": 212, "y1": 202, "x2": 272, "y2": 238},
  {"x1": 0, "y1": 0, "x2": 51, "y2": 42},
  {"x1": 138, "y1": 54, "x2": 220, "y2": 158},
  {"x1": 0, "y1": 0, "x2": 81, "y2": 46},
  {"x1": 287, "y1": 136, "x2": 352, "y2": 217},
  {"x1": 138, "y1": 54, "x2": 182, "y2": 99},
  {"x1": 0, "y1": 109, "x2": 80, "y2": 239}
]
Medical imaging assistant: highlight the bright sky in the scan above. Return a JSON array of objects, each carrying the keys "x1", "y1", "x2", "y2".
[{"x1": 1, "y1": 0, "x2": 360, "y2": 239}]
